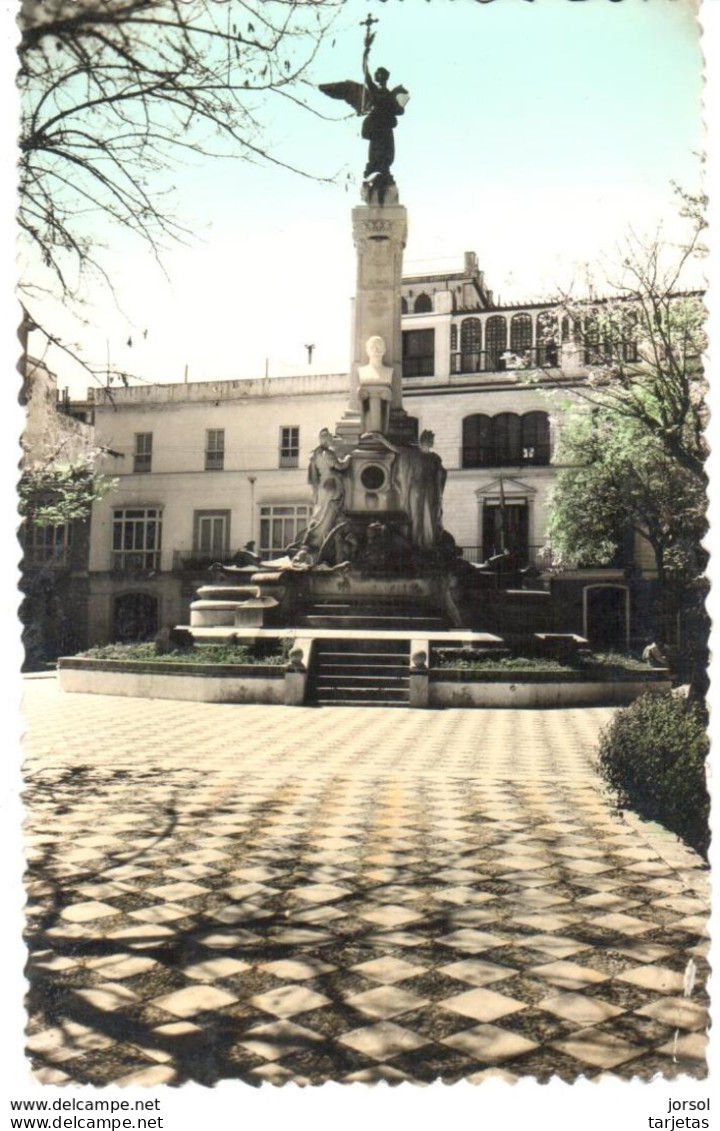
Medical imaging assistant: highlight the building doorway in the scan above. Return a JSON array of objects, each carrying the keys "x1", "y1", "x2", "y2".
[
  {"x1": 113, "y1": 592, "x2": 159, "y2": 643},
  {"x1": 584, "y1": 585, "x2": 629, "y2": 651},
  {"x1": 482, "y1": 501, "x2": 529, "y2": 568}
]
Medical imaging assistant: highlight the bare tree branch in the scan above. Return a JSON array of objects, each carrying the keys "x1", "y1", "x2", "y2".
[{"x1": 18, "y1": 0, "x2": 342, "y2": 373}]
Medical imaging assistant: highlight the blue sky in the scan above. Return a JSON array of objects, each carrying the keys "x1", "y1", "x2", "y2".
[{"x1": 20, "y1": 0, "x2": 705, "y2": 395}]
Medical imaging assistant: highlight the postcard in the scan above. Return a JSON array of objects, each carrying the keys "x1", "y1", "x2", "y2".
[{"x1": 4, "y1": 0, "x2": 715, "y2": 1126}]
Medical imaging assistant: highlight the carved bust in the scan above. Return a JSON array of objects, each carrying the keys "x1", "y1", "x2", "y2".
[{"x1": 358, "y1": 335, "x2": 392, "y2": 434}]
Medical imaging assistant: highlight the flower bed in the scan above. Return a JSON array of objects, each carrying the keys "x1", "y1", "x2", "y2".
[
  {"x1": 433, "y1": 649, "x2": 653, "y2": 678},
  {"x1": 427, "y1": 652, "x2": 670, "y2": 707},
  {"x1": 79, "y1": 641, "x2": 289, "y2": 665},
  {"x1": 57, "y1": 644, "x2": 671, "y2": 709},
  {"x1": 58, "y1": 641, "x2": 291, "y2": 704}
]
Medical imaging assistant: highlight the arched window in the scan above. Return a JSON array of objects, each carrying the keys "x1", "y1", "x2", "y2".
[
  {"x1": 460, "y1": 318, "x2": 482, "y2": 373},
  {"x1": 401, "y1": 297, "x2": 408, "y2": 314},
  {"x1": 462, "y1": 414, "x2": 492, "y2": 468},
  {"x1": 536, "y1": 311, "x2": 558, "y2": 366},
  {"x1": 561, "y1": 315, "x2": 581, "y2": 343},
  {"x1": 493, "y1": 413, "x2": 523, "y2": 464},
  {"x1": 521, "y1": 412, "x2": 550, "y2": 465},
  {"x1": 450, "y1": 324, "x2": 459, "y2": 371},
  {"x1": 622, "y1": 309, "x2": 639, "y2": 363},
  {"x1": 510, "y1": 312, "x2": 533, "y2": 357},
  {"x1": 414, "y1": 293, "x2": 432, "y2": 313},
  {"x1": 485, "y1": 315, "x2": 507, "y2": 370},
  {"x1": 584, "y1": 311, "x2": 608, "y2": 364}
]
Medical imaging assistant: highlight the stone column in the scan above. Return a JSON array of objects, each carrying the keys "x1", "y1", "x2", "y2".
[
  {"x1": 351, "y1": 186, "x2": 407, "y2": 407},
  {"x1": 332, "y1": 185, "x2": 407, "y2": 442}
]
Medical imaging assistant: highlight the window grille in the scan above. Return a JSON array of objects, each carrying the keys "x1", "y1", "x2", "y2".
[
  {"x1": 279, "y1": 427, "x2": 299, "y2": 468},
  {"x1": 485, "y1": 316, "x2": 508, "y2": 370},
  {"x1": 205, "y1": 429, "x2": 225, "y2": 471},
  {"x1": 133, "y1": 433, "x2": 153, "y2": 473}
]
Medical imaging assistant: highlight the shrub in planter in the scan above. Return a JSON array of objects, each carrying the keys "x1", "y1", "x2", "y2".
[
  {"x1": 597, "y1": 692, "x2": 710, "y2": 858},
  {"x1": 79, "y1": 641, "x2": 288, "y2": 665}
]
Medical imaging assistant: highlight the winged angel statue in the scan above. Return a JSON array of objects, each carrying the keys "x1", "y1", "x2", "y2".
[{"x1": 319, "y1": 18, "x2": 409, "y2": 186}]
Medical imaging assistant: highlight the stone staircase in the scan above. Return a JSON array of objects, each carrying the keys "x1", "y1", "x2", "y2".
[
  {"x1": 296, "y1": 598, "x2": 447, "y2": 633},
  {"x1": 308, "y1": 639, "x2": 412, "y2": 707}
]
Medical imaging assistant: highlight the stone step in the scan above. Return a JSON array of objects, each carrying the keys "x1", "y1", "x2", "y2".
[
  {"x1": 302, "y1": 615, "x2": 446, "y2": 630},
  {"x1": 190, "y1": 600, "x2": 244, "y2": 627},
  {"x1": 319, "y1": 651, "x2": 409, "y2": 661},
  {"x1": 304, "y1": 602, "x2": 442, "y2": 613},
  {"x1": 318, "y1": 664, "x2": 409, "y2": 678},
  {"x1": 315, "y1": 699, "x2": 409, "y2": 708},
  {"x1": 307, "y1": 637, "x2": 412, "y2": 707},
  {"x1": 315, "y1": 685, "x2": 409, "y2": 701},
  {"x1": 306, "y1": 599, "x2": 439, "y2": 610},
  {"x1": 195, "y1": 586, "x2": 260, "y2": 601},
  {"x1": 320, "y1": 646, "x2": 408, "y2": 654},
  {"x1": 316, "y1": 675, "x2": 409, "y2": 688}
]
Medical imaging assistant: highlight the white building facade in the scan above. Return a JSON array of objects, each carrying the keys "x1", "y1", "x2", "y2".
[{"x1": 81, "y1": 256, "x2": 651, "y2": 648}]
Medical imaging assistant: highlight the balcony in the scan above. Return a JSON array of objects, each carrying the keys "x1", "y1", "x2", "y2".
[
  {"x1": 22, "y1": 546, "x2": 72, "y2": 569},
  {"x1": 459, "y1": 447, "x2": 551, "y2": 469},
  {"x1": 450, "y1": 345, "x2": 560, "y2": 375},
  {"x1": 111, "y1": 551, "x2": 161, "y2": 574},
  {"x1": 173, "y1": 548, "x2": 262, "y2": 572},
  {"x1": 461, "y1": 544, "x2": 548, "y2": 567}
]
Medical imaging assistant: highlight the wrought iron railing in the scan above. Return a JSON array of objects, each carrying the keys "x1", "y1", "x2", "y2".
[
  {"x1": 111, "y1": 550, "x2": 161, "y2": 573},
  {"x1": 450, "y1": 345, "x2": 560, "y2": 374},
  {"x1": 22, "y1": 547, "x2": 72, "y2": 569},
  {"x1": 460, "y1": 544, "x2": 549, "y2": 569},
  {"x1": 173, "y1": 548, "x2": 269, "y2": 571},
  {"x1": 458, "y1": 446, "x2": 551, "y2": 468}
]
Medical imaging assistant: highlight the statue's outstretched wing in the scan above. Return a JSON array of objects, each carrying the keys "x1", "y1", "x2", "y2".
[
  {"x1": 392, "y1": 85, "x2": 410, "y2": 109},
  {"x1": 319, "y1": 80, "x2": 366, "y2": 115}
]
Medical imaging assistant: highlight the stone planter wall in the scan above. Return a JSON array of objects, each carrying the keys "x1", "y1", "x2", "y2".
[
  {"x1": 58, "y1": 658, "x2": 288, "y2": 704},
  {"x1": 427, "y1": 668, "x2": 671, "y2": 709},
  {"x1": 57, "y1": 657, "x2": 671, "y2": 708}
]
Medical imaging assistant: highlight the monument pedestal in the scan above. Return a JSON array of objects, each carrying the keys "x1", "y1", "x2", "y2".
[
  {"x1": 350, "y1": 184, "x2": 407, "y2": 420},
  {"x1": 335, "y1": 406, "x2": 417, "y2": 449}
]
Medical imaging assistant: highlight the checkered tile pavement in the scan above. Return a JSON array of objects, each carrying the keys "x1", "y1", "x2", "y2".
[{"x1": 22, "y1": 678, "x2": 709, "y2": 1086}]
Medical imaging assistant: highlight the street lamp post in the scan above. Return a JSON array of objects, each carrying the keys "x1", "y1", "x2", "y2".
[{"x1": 247, "y1": 476, "x2": 256, "y2": 548}]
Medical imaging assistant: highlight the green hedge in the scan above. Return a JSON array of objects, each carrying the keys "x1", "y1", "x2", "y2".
[
  {"x1": 80, "y1": 641, "x2": 288, "y2": 666},
  {"x1": 434, "y1": 650, "x2": 653, "y2": 675},
  {"x1": 597, "y1": 693, "x2": 710, "y2": 859}
]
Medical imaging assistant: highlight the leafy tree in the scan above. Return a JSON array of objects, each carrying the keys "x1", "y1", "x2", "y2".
[
  {"x1": 546, "y1": 193, "x2": 707, "y2": 682},
  {"x1": 550, "y1": 406, "x2": 706, "y2": 617},
  {"x1": 18, "y1": 0, "x2": 341, "y2": 379},
  {"x1": 19, "y1": 450, "x2": 117, "y2": 527},
  {"x1": 19, "y1": 448, "x2": 118, "y2": 670},
  {"x1": 550, "y1": 400, "x2": 708, "y2": 691},
  {"x1": 549, "y1": 189, "x2": 707, "y2": 483}
]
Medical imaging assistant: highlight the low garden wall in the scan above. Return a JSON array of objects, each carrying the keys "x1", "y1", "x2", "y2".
[
  {"x1": 58, "y1": 655, "x2": 670, "y2": 708},
  {"x1": 428, "y1": 669, "x2": 671, "y2": 709},
  {"x1": 58, "y1": 657, "x2": 287, "y2": 704}
]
